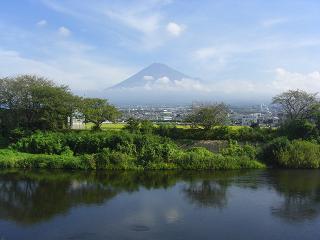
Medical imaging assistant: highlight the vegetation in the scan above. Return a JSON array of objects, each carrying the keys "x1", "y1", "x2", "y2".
[
  {"x1": 272, "y1": 89, "x2": 318, "y2": 120},
  {"x1": 1, "y1": 75, "x2": 320, "y2": 170},
  {"x1": 186, "y1": 103, "x2": 229, "y2": 130},
  {"x1": 80, "y1": 98, "x2": 120, "y2": 131},
  {"x1": 0, "y1": 75, "x2": 78, "y2": 133},
  {"x1": 0, "y1": 75, "x2": 120, "y2": 135},
  {"x1": 155, "y1": 124, "x2": 275, "y2": 142},
  {"x1": 260, "y1": 138, "x2": 320, "y2": 168},
  {"x1": 2, "y1": 131, "x2": 264, "y2": 170}
]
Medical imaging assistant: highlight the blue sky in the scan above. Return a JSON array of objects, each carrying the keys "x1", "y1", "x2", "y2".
[{"x1": 1, "y1": 0, "x2": 320, "y2": 99}]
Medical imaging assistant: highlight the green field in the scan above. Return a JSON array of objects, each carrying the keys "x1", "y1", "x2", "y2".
[
  {"x1": 85, "y1": 122, "x2": 192, "y2": 130},
  {"x1": 85, "y1": 123, "x2": 126, "y2": 130},
  {"x1": 84, "y1": 123, "x2": 247, "y2": 131}
]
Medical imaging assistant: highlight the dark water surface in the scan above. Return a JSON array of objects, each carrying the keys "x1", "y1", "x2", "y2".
[{"x1": 0, "y1": 169, "x2": 320, "y2": 240}]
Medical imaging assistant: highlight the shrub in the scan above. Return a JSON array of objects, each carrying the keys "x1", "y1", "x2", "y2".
[
  {"x1": 8, "y1": 128, "x2": 32, "y2": 143},
  {"x1": 277, "y1": 140, "x2": 320, "y2": 168},
  {"x1": 7, "y1": 130, "x2": 267, "y2": 170},
  {"x1": 278, "y1": 120, "x2": 318, "y2": 140},
  {"x1": 175, "y1": 147, "x2": 265, "y2": 170},
  {"x1": 94, "y1": 148, "x2": 111, "y2": 169},
  {"x1": 220, "y1": 141, "x2": 257, "y2": 160},
  {"x1": 260, "y1": 137, "x2": 291, "y2": 166},
  {"x1": 154, "y1": 125, "x2": 275, "y2": 142},
  {"x1": 140, "y1": 120, "x2": 155, "y2": 134},
  {"x1": 260, "y1": 138, "x2": 320, "y2": 168},
  {"x1": 0, "y1": 135, "x2": 8, "y2": 147},
  {"x1": 13, "y1": 131, "x2": 66, "y2": 154},
  {"x1": 79, "y1": 154, "x2": 96, "y2": 169}
]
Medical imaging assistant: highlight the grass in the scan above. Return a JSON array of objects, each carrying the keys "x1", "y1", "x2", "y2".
[
  {"x1": 0, "y1": 148, "x2": 266, "y2": 170},
  {"x1": 85, "y1": 123, "x2": 126, "y2": 130}
]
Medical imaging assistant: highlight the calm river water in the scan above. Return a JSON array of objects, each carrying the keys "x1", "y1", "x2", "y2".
[{"x1": 0, "y1": 170, "x2": 319, "y2": 240}]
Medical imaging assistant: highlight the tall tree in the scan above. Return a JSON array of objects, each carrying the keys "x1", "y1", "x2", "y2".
[
  {"x1": 272, "y1": 90, "x2": 318, "y2": 120},
  {"x1": 0, "y1": 75, "x2": 78, "y2": 131},
  {"x1": 80, "y1": 98, "x2": 120, "y2": 130},
  {"x1": 186, "y1": 103, "x2": 229, "y2": 130}
]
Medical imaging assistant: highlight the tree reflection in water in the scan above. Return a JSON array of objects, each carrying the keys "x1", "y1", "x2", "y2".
[
  {"x1": 182, "y1": 180, "x2": 228, "y2": 208},
  {"x1": 269, "y1": 170, "x2": 320, "y2": 223},
  {"x1": 0, "y1": 170, "x2": 319, "y2": 225},
  {"x1": 0, "y1": 171, "x2": 117, "y2": 225}
]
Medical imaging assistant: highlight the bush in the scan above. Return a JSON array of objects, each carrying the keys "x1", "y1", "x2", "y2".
[
  {"x1": 277, "y1": 140, "x2": 320, "y2": 168},
  {"x1": 0, "y1": 135, "x2": 8, "y2": 147},
  {"x1": 154, "y1": 125, "x2": 275, "y2": 142},
  {"x1": 260, "y1": 137, "x2": 291, "y2": 166},
  {"x1": 220, "y1": 141, "x2": 257, "y2": 160},
  {"x1": 13, "y1": 131, "x2": 66, "y2": 154},
  {"x1": 260, "y1": 138, "x2": 320, "y2": 168},
  {"x1": 7, "y1": 130, "x2": 267, "y2": 170},
  {"x1": 278, "y1": 120, "x2": 318, "y2": 140},
  {"x1": 94, "y1": 148, "x2": 137, "y2": 170},
  {"x1": 8, "y1": 128, "x2": 32, "y2": 143},
  {"x1": 174, "y1": 147, "x2": 264, "y2": 170}
]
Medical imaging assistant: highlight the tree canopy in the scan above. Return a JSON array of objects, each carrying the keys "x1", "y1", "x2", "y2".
[
  {"x1": 80, "y1": 98, "x2": 120, "y2": 130},
  {"x1": 272, "y1": 89, "x2": 318, "y2": 121},
  {"x1": 186, "y1": 103, "x2": 229, "y2": 130},
  {"x1": 0, "y1": 75, "x2": 119, "y2": 134},
  {"x1": 0, "y1": 75, "x2": 78, "y2": 132}
]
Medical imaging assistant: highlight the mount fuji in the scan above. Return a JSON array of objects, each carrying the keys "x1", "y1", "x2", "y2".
[{"x1": 109, "y1": 63, "x2": 198, "y2": 89}]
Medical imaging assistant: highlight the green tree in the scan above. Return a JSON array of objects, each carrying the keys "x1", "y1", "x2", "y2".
[
  {"x1": 272, "y1": 89, "x2": 318, "y2": 121},
  {"x1": 80, "y1": 98, "x2": 120, "y2": 130},
  {"x1": 125, "y1": 117, "x2": 141, "y2": 133},
  {"x1": 186, "y1": 103, "x2": 229, "y2": 130},
  {"x1": 0, "y1": 75, "x2": 78, "y2": 132}
]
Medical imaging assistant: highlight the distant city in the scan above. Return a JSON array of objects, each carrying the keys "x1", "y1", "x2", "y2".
[{"x1": 117, "y1": 103, "x2": 280, "y2": 127}]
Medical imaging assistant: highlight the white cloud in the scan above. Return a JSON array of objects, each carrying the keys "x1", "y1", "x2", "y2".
[
  {"x1": 143, "y1": 75, "x2": 154, "y2": 81},
  {"x1": 142, "y1": 76, "x2": 208, "y2": 92},
  {"x1": 129, "y1": 67, "x2": 320, "y2": 96},
  {"x1": 156, "y1": 76, "x2": 170, "y2": 84},
  {"x1": 105, "y1": 10, "x2": 160, "y2": 35},
  {"x1": 40, "y1": 0, "x2": 186, "y2": 49},
  {"x1": 261, "y1": 18, "x2": 288, "y2": 27},
  {"x1": 37, "y1": 19, "x2": 47, "y2": 27},
  {"x1": 194, "y1": 47, "x2": 218, "y2": 60},
  {"x1": 58, "y1": 26, "x2": 71, "y2": 37},
  {"x1": 0, "y1": 48, "x2": 133, "y2": 92},
  {"x1": 271, "y1": 68, "x2": 320, "y2": 92},
  {"x1": 166, "y1": 22, "x2": 186, "y2": 37}
]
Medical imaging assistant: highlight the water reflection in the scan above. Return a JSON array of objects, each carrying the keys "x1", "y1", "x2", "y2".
[
  {"x1": 0, "y1": 169, "x2": 319, "y2": 226},
  {"x1": 183, "y1": 180, "x2": 228, "y2": 208},
  {"x1": 269, "y1": 170, "x2": 320, "y2": 223},
  {"x1": 0, "y1": 171, "x2": 117, "y2": 225}
]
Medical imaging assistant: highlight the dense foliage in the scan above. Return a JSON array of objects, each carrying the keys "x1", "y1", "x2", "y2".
[
  {"x1": 0, "y1": 75, "x2": 78, "y2": 133},
  {"x1": 79, "y1": 98, "x2": 120, "y2": 130},
  {"x1": 186, "y1": 103, "x2": 229, "y2": 130},
  {"x1": 273, "y1": 89, "x2": 318, "y2": 120},
  {"x1": 1, "y1": 77, "x2": 320, "y2": 170},
  {"x1": 2, "y1": 131, "x2": 265, "y2": 170},
  {"x1": 156, "y1": 125, "x2": 275, "y2": 142},
  {"x1": 260, "y1": 137, "x2": 320, "y2": 168},
  {"x1": 0, "y1": 75, "x2": 120, "y2": 136}
]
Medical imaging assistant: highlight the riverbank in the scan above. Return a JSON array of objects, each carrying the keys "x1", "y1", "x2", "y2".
[
  {"x1": 0, "y1": 148, "x2": 265, "y2": 170},
  {"x1": 2, "y1": 129, "x2": 320, "y2": 170}
]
